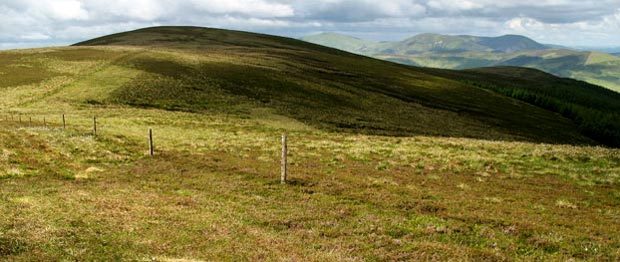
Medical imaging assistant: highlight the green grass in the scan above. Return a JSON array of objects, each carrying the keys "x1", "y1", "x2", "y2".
[
  {"x1": 1, "y1": 109, "x2": 619, "y2": 260},
  {"x1": 0, "y1": 52, "x2": 62, "y2": 89},
  {"x1": 585, "y1": 52, "x2": 618, "y2": 65},
  {"x1": 0, "y1": 26, "x2": 619, "y2": 260}
]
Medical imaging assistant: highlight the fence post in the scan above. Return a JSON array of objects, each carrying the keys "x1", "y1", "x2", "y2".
[
  {"x1": 281, "y1": 134, "x2": 287, "y2": 184},
  {"x1": 93, "y1": 116, "x2": 97, "y2": 136},
  {"x1": 29, "y1": 117, "x2": 32, "y2": 127},
  {"x1": 148, "y1": 128, "x2": 154, "y2": 156},
  {"x1": 43, "y1": 117, "x2": 46, "y2": 128},
  {"x1": 62, "y1": 114, "x2": 66, "y2": 129}
]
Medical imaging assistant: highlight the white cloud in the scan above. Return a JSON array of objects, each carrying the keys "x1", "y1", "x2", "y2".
[
  {"x1": 294, "y1": 0, "x2": 426, "y2": 21},
  {"x1": 190, "y1": 0, "x2": 294, "y2": 18},
  {"x1": 2, "y1": 0, "x2": 90, "y2": 21},
  {"x1": 0, "y1": 0, "x2": 620, "y2": 49},
  {"x1": 80, "y1": 0, "x2": 166, "y2": 21},
  {"x1": 19, "y1": 32, "x2": 51, "y2": 40},
  {"x1": 427, "y1": 0, "x2": 483, "y2": 12},
  {"x1": 500, "y1": 10, "x2": 620, "y2": 46},
  {"x1": 47, "y1": 0, "x2": 89, "y2": 20}
]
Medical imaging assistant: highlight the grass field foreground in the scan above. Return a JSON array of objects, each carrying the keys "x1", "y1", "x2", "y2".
[
  {"x1": 0, "y1": 27, "x2": 619, "y2": 260},
  {"x1": 1, "y1": 105, "x2": 620, "y2": 261}
]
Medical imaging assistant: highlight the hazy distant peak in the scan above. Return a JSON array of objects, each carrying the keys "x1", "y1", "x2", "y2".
[
  {"x1": 478, "y1": 35, "x2": 548, "y2": 53},
  {"x1": 303, "y1": 32, "x2": 551, "y2": 55},
  {"x1": 307, "y1": 32, "x2": 353, "y2": 38},
  {"x1": 300, "y1": 32, "x2": 378, "y2": 54}
]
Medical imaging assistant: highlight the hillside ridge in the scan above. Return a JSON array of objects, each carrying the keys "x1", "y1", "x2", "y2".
[{"x1": 71, "y1": 26, "x2": 620, "y2": 146}]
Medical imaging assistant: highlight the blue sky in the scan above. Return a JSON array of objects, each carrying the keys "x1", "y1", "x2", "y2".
[{"x1": 1, "y1": 0, "x2": 619, "y2": 50}]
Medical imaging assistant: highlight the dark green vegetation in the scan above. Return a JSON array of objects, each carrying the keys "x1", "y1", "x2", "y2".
[
  {"x1": 424, "y1": 66, "x2": 620, "y2": 147},
  {"x1": 302, "y1": 32, "x2": 620, "y2": 92},
  {"x1": 1, "y1": 26, "x2": 619, "y2": 260}
]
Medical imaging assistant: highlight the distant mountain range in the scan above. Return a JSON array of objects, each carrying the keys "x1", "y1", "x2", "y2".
[{"x1": 302, "y1": 33, "x2": 620, "y2": 92}]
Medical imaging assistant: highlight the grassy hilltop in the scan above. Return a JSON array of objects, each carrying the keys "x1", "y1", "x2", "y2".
[
  {"x1": 72, "y1": 26, "x2": 620, "y2": 146},
  {"x1": 1, "y1": 26, "x2": 619, "y2": 260}
]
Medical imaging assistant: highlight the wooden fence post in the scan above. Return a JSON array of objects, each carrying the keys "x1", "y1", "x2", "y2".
[
  {"x1": 93, "y1": 116, "x2": 97, "y2": 136},
  {"x1": 62, "y1": 114, "x2": 66, "y2": 129},
  {"x1": 148, "y1": 128, "x2": 154, "y2": 156},
  {"x1": 29, "y1": 117, "x2": 32, "y2": 127},
  {"x1": 281, "y1": 134, "x2": 287, "y2": 184},
  {"x1": 43, "y1": 117, "x2": 46, "y2": 128}
]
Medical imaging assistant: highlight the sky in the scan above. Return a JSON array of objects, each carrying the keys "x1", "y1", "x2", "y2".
[{"x1": 1, "y1": 0, "x2": 620, "y2": 50}]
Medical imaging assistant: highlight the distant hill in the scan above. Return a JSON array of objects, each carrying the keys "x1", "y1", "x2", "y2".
[
  {"x1": 300, "y1": 32, "x2": 379, "y2": 54},
  {"x1": 545, "y1": 43, "x2": 571, "y2": 49},
  {"x1": 303, "y1": 32, "x2": 620, "y2": 92},
  {"x1": 477, "y1": 34, "x2": 549, "y2": 53},
  {"x1": 303, "y1": 32, "x2": 549, "y2": 55},
  {"x1": 380, "y1": 33, "x2": 493, "y2": 54},
  {"x1": 576, "y1": 46, "x2": 620, "y2": 54},
  {"x1": 388, "y1": 33, "x2": 548, "y2": 54}
]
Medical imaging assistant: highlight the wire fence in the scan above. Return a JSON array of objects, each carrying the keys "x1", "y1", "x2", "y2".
[{"x1": 1, "y1": 112, "x2": 398, "y2": 184}]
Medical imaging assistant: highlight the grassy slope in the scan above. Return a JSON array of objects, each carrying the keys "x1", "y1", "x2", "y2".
[
  {"x1": 0, "y1": 27, "x2": 619, "y2": 260},
  {"x1": 71, "y1": 26, "x2": 591, "y2": 145}
]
